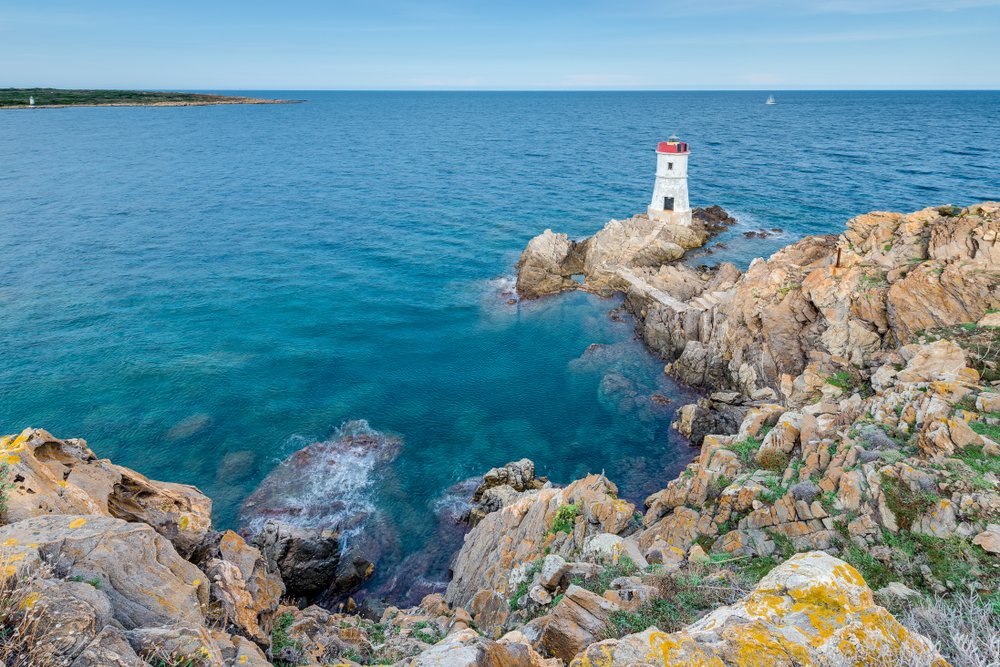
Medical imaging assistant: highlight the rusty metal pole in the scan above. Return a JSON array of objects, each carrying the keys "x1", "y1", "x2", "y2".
[{"x1": 835, "y1": 247, "x2": 841, "y2": 268}]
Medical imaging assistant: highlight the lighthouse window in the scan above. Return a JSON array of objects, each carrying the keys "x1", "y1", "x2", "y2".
[{"x1": 667, "y1": 162, "x2": 674, "y2": 170}]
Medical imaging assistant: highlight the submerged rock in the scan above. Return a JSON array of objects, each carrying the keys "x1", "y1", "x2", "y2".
[{"x1": 239, "y1": 420, "x2": 400, "y2": 602}]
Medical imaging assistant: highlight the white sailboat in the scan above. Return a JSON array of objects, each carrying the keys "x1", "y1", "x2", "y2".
[{"x1": 765, "y1": 95, "x2": 776, "y2": 105}]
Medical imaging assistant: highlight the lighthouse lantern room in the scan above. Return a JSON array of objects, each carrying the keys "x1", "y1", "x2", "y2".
[{"x1": 647, "y1": 135, "x2": 692, "y2": 226}]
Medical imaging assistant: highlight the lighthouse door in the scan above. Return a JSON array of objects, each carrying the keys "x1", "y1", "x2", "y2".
[{"x1": 663, "y1": 196, "x2": 674, "y2": 211}]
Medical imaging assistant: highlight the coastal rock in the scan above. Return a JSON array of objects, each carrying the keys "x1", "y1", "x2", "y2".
[
  {"x1": 0, "y1": 515, "x2": 207, "y2": 629},
  {"x1": 515, "y1": 210, "x2": 718, "y2": 299},
  {"x1": 469, "y1": 458, "x2": 546, "y2": 523},
  {"x1": 204, "y1": 530, "x2": 284, "y2": 643},
  {"x1": 251, "y1": 519, "x2": 341, "y2": 600},
  {"x1": 514, "y1": 229, "x2": 584, "y2": 299},
  {"x1": 570, "y1": 552, "x2": 945, "y2": 667},
  {"x1": 446, "y1": 474, "x2": 633, "y2": 627},
  {"x1": 1, "y1": 428, "x2": 215, "y2": 561},
  {"x1": 240, "y1": 420, "x2": 400, "y2": 601}
]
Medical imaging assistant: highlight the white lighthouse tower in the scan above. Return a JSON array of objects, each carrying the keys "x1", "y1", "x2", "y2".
[{"x1": 647, "y1": 135, "x2": 691, "y2": 226}]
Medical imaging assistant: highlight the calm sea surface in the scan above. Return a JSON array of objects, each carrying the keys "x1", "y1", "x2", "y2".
[{"x1": 1, "y1": 91, "x2": 998, "y2": 593}]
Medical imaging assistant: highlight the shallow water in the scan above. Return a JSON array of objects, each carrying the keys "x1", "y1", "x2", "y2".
[{"x1": 1, "y1": 91, "x2": 998, "y2": 595}]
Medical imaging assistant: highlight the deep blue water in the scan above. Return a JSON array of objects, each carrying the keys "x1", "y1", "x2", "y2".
[{"x1": 1, "y1": 91, "x2": 998, "y2": 587}]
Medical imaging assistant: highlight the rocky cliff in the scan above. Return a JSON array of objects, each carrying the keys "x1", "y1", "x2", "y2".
[{"x1": 1, "y1": 203, "x2": 996, "y2": 666}]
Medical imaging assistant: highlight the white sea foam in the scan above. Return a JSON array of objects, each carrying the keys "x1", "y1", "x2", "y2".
[{"x1": 240, "y1": 419, "x2": 401, "y2": 545}]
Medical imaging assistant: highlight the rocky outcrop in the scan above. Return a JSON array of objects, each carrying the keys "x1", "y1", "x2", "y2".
[
  {"x1": 251, "y1": 519, "x2": 341, "y2": 600},
  {"x1": 571, "y1": 552, "x2": 946, "y2": 666},
  {"x1": 1, "y1": 428, "x2": 215, "y2": 560},
  {"x1": 656, "y1": 203, "x2": 999, "y2": 399},
  {"x1": 468, "y1": 458, "x2": 548, "y2": 523},
  {"x1": 446, "y1": 475, "x2": 634, "y2": 614},
  {"x1": 239, "y1": 420, "x2": 401, "y2": 603},
  {"x1": 515, "y1": 210, "x2": 719, "y2": 300}
]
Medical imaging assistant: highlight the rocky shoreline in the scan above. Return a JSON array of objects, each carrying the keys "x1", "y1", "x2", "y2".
[{"x1": 2, "y1": 202, "x2": 998, "y2": 665}]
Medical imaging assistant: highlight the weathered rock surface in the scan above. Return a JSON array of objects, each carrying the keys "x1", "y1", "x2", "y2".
[
  {"x1": 468, "y1": 458, "x2": 547, "y2": 523},
  {"x1": 1, "y1": 428, "x2": 215, "y2": 560},
  {"x1": 447, "y1": 475, "x2": 633, "y2": 612},
  {"x1": 204, "y1": 530, "x2": 284, "y2": 643},
  {"x1": 515, "y1": 210, "x2": 719, "y2": 300},
  {"x1": 570, "y1": 552, "x2": 945, "y2": 666}
]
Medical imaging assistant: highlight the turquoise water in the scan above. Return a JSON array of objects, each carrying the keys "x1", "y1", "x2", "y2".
[{"x1": 1, "y1": 91, "x2": 998, "y2": 597}]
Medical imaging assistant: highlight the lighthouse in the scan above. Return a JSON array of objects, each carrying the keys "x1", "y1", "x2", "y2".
[{"x1": 647, "y1": 135, "x2": 691, "y2": 226}]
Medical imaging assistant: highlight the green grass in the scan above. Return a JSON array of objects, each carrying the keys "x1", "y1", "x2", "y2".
[
  {"x1": 844, "y1": 543, "x2": 892, "y2": 590},
  {"x1": 970, "y1": 421, "x2": 1000, "y2": 444},
  {"x1": 411, "y1": 620, "x2": 444, "y2": 645},
  {"x1": 572, "y1": 556, "x2": 639, "y2": 595},
  {"x1": 759, "y1": 477, "x2": 788, "y2": 504},
  {"x1": 730, "y1": 436, "x2": 761, "y2": 466},
  {"x1": 603, "y1": 574, "x2": 734, "y2": 638},
  {"x1": 69, "y1": 575, "x2": 102, "y2": 589}
]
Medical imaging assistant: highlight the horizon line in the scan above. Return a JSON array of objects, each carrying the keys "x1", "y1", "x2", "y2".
[{"x1": 8, "y1": 86, "x2": 1000, "y2": 93}]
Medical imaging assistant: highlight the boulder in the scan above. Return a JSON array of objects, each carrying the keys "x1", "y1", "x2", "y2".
[
  {"x1": 251, "y1": 519, "x2": 340, "y2": 599},
  {"x1": 1, "y1": 428, "x2": 215, "y2": 560},
  {"x1": 539, "y1": 585, "x2": 620, "y2": 662},
  {"x1": 515, "y1": 230, "x2": 580, "y2": 299}
]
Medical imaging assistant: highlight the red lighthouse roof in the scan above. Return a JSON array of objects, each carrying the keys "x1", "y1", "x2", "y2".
[{"x1": 657, "y1": 137, "x2": 689, "y2": 154}]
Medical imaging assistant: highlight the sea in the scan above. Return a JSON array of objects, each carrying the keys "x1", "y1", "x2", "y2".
[{"x1": 1, "y1": 91, "x2": 998, "y2": 600}]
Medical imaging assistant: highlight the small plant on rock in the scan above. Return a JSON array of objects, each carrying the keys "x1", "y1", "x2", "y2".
[
  {"x1": 548, "y1": 503, "x2": 580, "y2": 536},
  {"x1": 756, "y1": 448, "x2": 789, "y2": 473}
]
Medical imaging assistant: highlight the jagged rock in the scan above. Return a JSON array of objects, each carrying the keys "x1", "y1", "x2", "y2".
[
  {"x1": 571, "y1": 552, "x2": 945, "y2": 666},
  {"x1": 446, "y1": 475, "x2": 633, "y2": 622},
  {"x1": 204, "y1": 530, "x2": 284, "y2": 642},
  {"x1": 469, "y1": 458, "x2": 546, "y2": 523},
  {"x1": 251, "y1": 519, "x2": 340, "y2": 600},
  {"x1": 1, "y1": 428, "x2": 215, "y2": 561}
]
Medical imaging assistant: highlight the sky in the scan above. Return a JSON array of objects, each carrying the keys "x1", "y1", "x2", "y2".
[{"x1": 2, "y1": 0, "x2": 999, "y2": 89}]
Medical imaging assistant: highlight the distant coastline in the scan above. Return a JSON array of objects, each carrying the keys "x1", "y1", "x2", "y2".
[{"x1": 0, "y1": 88, "x2": 302, "y2": 108}]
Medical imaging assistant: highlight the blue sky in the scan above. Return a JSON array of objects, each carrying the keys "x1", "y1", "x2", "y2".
[{"x1": 2, "y1": 0, "x2": 999, "y2": 89}]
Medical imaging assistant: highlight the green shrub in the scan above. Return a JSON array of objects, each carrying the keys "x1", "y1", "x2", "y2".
[
  {"x1": 756, "y1": 448, "x2": 789, "y2": 473},
  {"x1": 269, "y1": 611, "x2": 304, "y2": 667},
  {"x1": 880, "y1": 474, "x2": 938, "y2": 531},
  {"x1": 548, "y1": 503, "x2": 581, "y2": 535}
]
